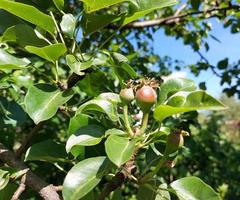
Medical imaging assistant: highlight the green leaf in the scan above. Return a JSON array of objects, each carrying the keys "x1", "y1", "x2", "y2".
[
  {"x1": 60, "y1": 14, "x2": 76, "y2": 38},
  {"x1": 82, "y1": 14, "x2": 121, "y2": 35},
  {"x1": 63, "y1": 156, "x2": 111, "y2": 200},
  {"x1": 122, "y1": 0, "x2": 177, "y2": 25},
  {"x1": 0, "y1": 169, "x2": 10, "y2": 190},
  {"x1": 0, "y1": 10, "x2": 23, "y2": 34},
  {"x1": 53, "y1": 0, "x2": 65, "y2": 11},
  {"x1": 66, "y1": 55, "x2": 92, "y2": 75},
  {"x1": 0, "y1": 0, "x2": 55, "y2": 34},
  {"x1": 111, "y1": 188, "x2": 124, "y2": 200},
  {"x1": 66, "y1": 125, "x2": 104, "y2": 153},
  {"x1": 112, "y1": 52, "x2": 128, "y2": 64},
  {"x1": 191, "y1": 0, "x2": 201, "y2": 10},
  {"x1": 25, "y1": 43, "x2": 66, "y2": 63},
  {"x1": 77, "y1": 71, "x2": 112, "y2": 96},
  {"x1": 0, "y1": 49, "x2": 30, "y2": 70},
  {"x1": 24, "y1": 83, "x2": 74, "y2": 124},
  {"x1": 25, "y1": 140, "x2": 67, "y2": 162},
  {"x1": 9, "y1": 169, "x2": 28, "y2": 180},
  {"x1": 105, "y1": 128, "x2": 126, "y2": 136},
  {"x1": 105, "y1": 135, "x2": 136, "y2": 167},
  {"x1": 2, "y1": 24, "x2": 48, "y2": 47},
  {"x1": 158, "y1": 78, "x2": 196, "y2": 104},
  {"x1": 77, "y1": 96, "x2": 119, "y2": 122},
  {"x1": 137, "y1": 183, "x2": 170, "y2": 200},
  {"x1": 119, "y1": 63, "x2": 138, "y2": 78},
  {"x1": 0, "y1": 183, "x2": 18, "y2": 199},
  {"x1": 170, "y1": 176, "x2": 221, "y2": 200},
  {"x1": 217, "y1": 58, "x2": 228, "y2": 70},
  {"x1": 154, "y1": 91, "x2": 226, "y2": 121},
  {"x1": 0, "y1": 96, "x2": 28, "y2": 126},
  {"x1": 98, "y1": 93, "x2": 121, "y2": 104},
  {"x1": 81, "y1": 0, "x2": 130, "y2": 13},
  {"x1": 68, "y1": 113, "x2": 89, "y2": 136}
]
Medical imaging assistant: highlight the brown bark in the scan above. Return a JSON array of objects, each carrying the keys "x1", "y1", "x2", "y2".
[{"x1": 0, "y1": 143, "x2": 61, "y2": 200}]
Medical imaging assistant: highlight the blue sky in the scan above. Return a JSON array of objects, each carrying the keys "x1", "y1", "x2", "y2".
[{"x1": 152, "y1": 18, "x2": 240, "y2": 97}]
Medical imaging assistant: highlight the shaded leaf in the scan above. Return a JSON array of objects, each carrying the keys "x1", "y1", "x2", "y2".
[
  {"x1": 68, "y1": 113, "x2": 89, "y2": 136},
  {"x1": 191, "y1": 0, "x2": 201, "y2": 10},
  {"x1": 82, "y1": 14, "x2": 121, "y2": 35},
  {"x1": 170, "y1": 176, "x2": 221, "y2": 200},
  {"x1": 0, "y1": 169, "x2": 10, "y2": 190},
  {"x1": 63, "y1": 157, "x2": 111, "y2": 200},
  {"x1": 119, "y1": 63, "x2": 138, "y2": 78},
  {"x1": 25, "y1": 140, "x2": 67, "y2": 162},
  {"x1": 0, "y1": 183, "x2": 17, "y2": 199},
  {"x1": 25, "y1": 43, "x2": 66, "y2": 63},
  {"x1": 0, "y1": 96, "x2": 28, "y2": 126},
  {"x1": 0, "y1": 0, "x2": 55, "y2": 34},
  {"x1": 25, "y1": 83, "x2": 74, "y2": 124},
  {"x1": 105, "y1": 135, "x2": 136, "y2": 167},
  {"x1": 0, "y1": 10, "x2": 23, "y2": 34},
  {"x1": 217, "y1": 58, "x2": 228, "y2": 70},
  {"x1": 2, "y1": 24, "x2": 47, "y2": 47},
  {"x1": 137, "y1": 183, "x2": 170, "y2": 200}
]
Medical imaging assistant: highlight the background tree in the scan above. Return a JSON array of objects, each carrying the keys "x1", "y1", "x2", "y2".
[{"x1": 0, "y1": 0, "x2": 239, "y2": 200}]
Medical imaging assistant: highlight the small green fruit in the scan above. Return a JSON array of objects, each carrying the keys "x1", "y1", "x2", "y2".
[
  {"x1": 120, "y1": 88, "x2": 134, "y2": 104},
  {"x1": 135, "y1": 85, "x2": 157, "y2": 112},
  {"x1": 164, "y1": 130, "x2": 184, "y2": 155}
]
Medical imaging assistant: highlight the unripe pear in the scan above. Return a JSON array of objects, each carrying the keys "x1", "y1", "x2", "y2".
[
  {"x1": 135, "y1": 85, "x2": 157, "y2": 113},
  {"x1": 120, "y1": 88, "x2": 134, "y2": 104},
  {"x1": 164, "y1": 130, "x2": 184, "y2": 155}
]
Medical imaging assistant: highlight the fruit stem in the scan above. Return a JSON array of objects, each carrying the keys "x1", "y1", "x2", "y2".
[
  {"x1": 140, "y1": 112, "x2": 149, "y2": 134},
  {"x1": 123, "y1": 105, "x2": 134, "y2": 137},
  {"x1": 141, "y1": 155, "x2": 168, "y2": 183}
]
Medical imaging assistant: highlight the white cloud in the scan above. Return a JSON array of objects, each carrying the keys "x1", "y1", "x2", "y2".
[{"x1": 162, "y1": 71, "x2": 187, "y2": 81}]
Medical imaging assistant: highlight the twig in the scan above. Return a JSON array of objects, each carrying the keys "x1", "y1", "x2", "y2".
[
  {"x1": 50, "y1": 11, "x2": 66, "y2": 45},
  {"x1": 166, "y1": 3, "x2": 187, "y2": 24},
  {"x1": 53, "y1": 185, "x2": 63, "y2": 192},
  {"x1": 0, "y1": 143, "x2": 61, "y2": 200},
  {"x1": 98, "y1": 172, "x2": 125, "y2": 200},
  {"x1": 11, "y1": 175, "x2": 26, "y2": 200},
  {"x1": 98, "y1": 154, "x2": 137, "y2": 200},
  {"x1": 123, "y1": 105, "x2": 134, "y2": 137},
  {"x1": 16, "y1": 123, "x2": 43, "y2": 158},
  {"x1": 109, "y1": 4, "x2": 240, "y2": 29},
  {"x1": 67, "y1": 68, "x2": 93, "y2": 89},
  {"x1": 196, "y1": 51, "x2": 222, "y2": 78}
]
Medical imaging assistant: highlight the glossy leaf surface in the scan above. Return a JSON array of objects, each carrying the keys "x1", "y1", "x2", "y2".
[
  {"x1": 63, "y1": 157, "x2": 110, "y2": 200},
  {"x1": 25, "y1": 140, "x2": 67, "y2": 162},
  {"x1": 154, "y1": 91, "x2": 226, "y2": 121},
  {"x1": 66, "y1": 125, "x2": 104, "y2": 153},
  {"x1": 25, "y1": 43, "x2": 66, "y2": 63},
  {"x1": 170, "y1": 176, "x2": 221, "y2": 200},
  {"x1": 25, "y1": 84, "x2": 74, "y2": 124},
  {"x1": 105, "y1": 135, "x2": 135, "y2": 167},
  {"x1": 0, "y1": 0, "x2": 55, "y2": 34}
]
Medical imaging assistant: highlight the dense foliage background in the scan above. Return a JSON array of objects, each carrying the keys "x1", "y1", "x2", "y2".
[{"x1": 0, "y1": 0, "x2": 239, "y2": 199}]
